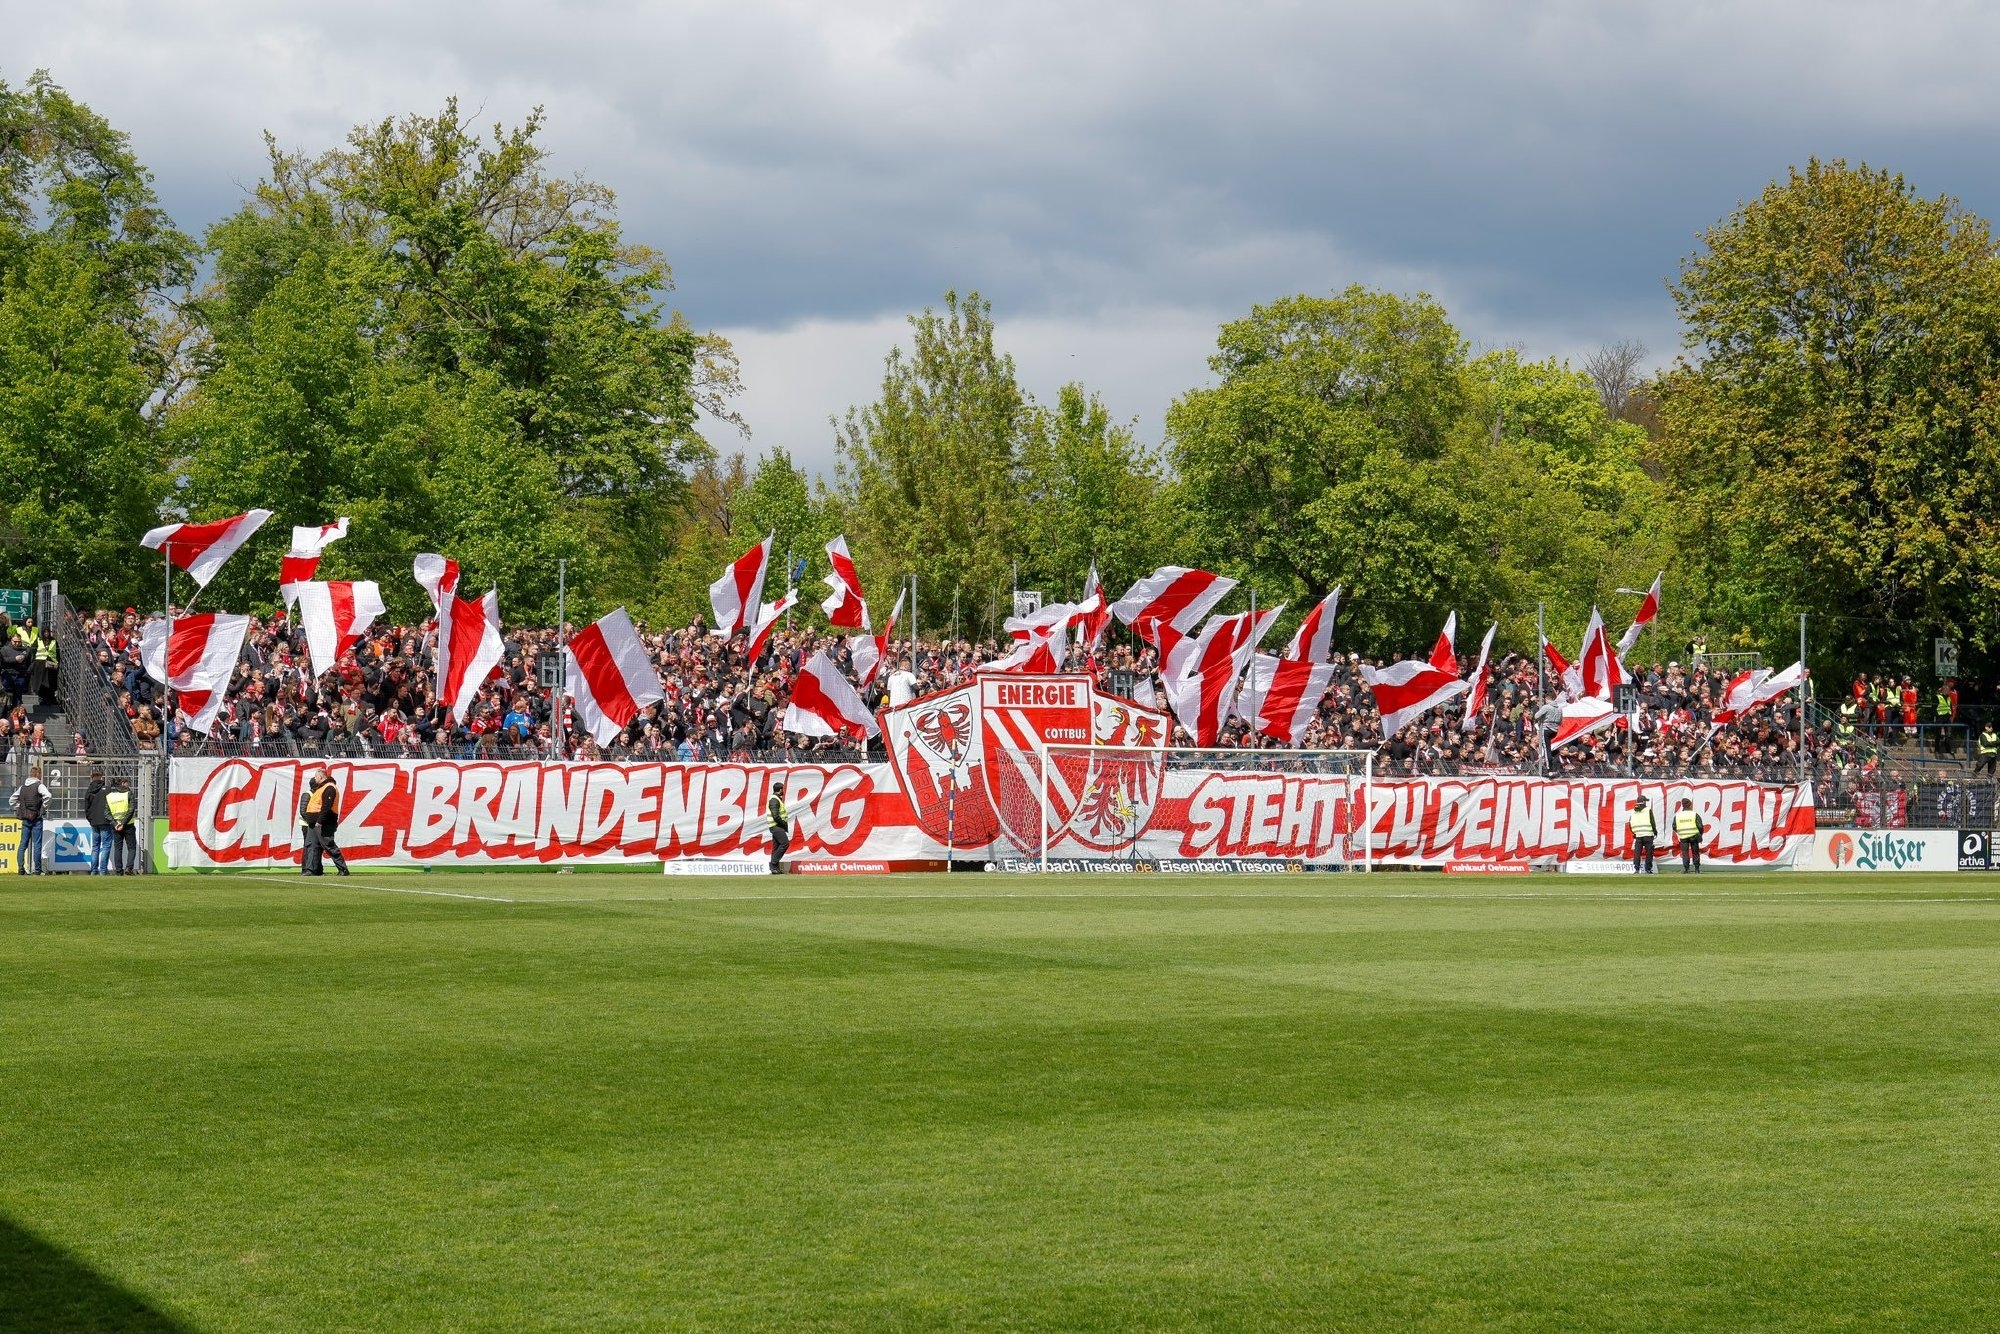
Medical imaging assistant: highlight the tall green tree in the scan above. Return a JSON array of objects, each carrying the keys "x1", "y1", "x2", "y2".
[
  {"x1": 0, "y1": 72, "x2": 192, "y2": 604},
  {"x1": 1165, "y1": 287, "x2": 1481, "y2": 648},
  {"x1": 1015, "y1": 383, "x2": 1167, "y2": 600},
  {"x1": 1657, "y1": 159, "x2": 2000, "y2": 673},
  {"x1": 735, "y1": 446, "x2": 828, "y2": 584},
  {"x1": 172, "y1": 101, "x2": 738, "y2": 620},
  {"x1": 836, "y1": 291, "x2": 1023, "y2": 632}
]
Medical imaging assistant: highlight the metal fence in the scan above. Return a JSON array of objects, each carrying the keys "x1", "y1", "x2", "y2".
[
  {"x1": 47, "y1": 588, "x2": 141, "y2": 758},
  {"x1": 0, "y1": 753, "x2": 162, "y2": 871}
]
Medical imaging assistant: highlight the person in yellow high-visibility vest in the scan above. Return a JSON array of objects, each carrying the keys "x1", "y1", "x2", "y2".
[
  {"x1": 1628, "y1": 796, "x2": 1657, "y2": 875},
  {"x1": 106, "y1": 777, "x2": 138, "y2": 875},
  {"x1": 768, "y1": 781, "x2": 790, "y2": 875},
  {"x1": 1673, "y1": 798, "x2": 1705, "y2": 875},
  {"x1": 300, "y1": 768, "x2": 329, "y2": 875}
]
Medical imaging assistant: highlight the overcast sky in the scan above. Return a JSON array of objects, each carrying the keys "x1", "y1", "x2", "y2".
[{"x1": 16, "y1": 2, "x2": 2000, "y2": 476}]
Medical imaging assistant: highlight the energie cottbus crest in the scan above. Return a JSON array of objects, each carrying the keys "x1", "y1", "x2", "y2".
[{"x1": 881, "y1": 674, "x2": 1169, "y2": 855}]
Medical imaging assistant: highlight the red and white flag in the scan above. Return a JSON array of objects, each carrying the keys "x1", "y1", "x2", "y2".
[
  {"x1": 849, "y1": 586, "x2": 907, "y2": 686},
  {"x1": 1549, "y1": 696, "x2": 1621, "y2": 750},
  {"x1": 279, "y1": 518, "x2": 350, "y2": 605},
  {"x1": 1429, "y1": 611, "x2": 1460, "y2": 676},
  {"x1": 746, "y1": 589, "x2": 799, "y2": 662},
  {"x1": 139, "y1": 612, "x2": 251, "y2": 735},
  {"x1": 1577, "y1": 608, "x2": 1625, "y2": 701},
  {"x1": 1713, "y1": 661, "x2": 1807, "y2": 727},
  {"x1": 820, "y1": 535, "x2": 869, "y2": 630},
  {"x1": 413, "y1": 554, "x2": 461, "y2": 615},
  {"x1": 1285, "y1": 588, "x2": 1341, "y2": 663},
  {"x1": 292, "y1": 580, "x2": 385, "y2": 681},
  {"x1": 710, "y1": 533, "x2": 773, "y2": 638},
  {"x1": 565, "y1": 607, "x2": 665, "y2": 746},
  {"x1": 1616, "y1": 572, "x2": 1662, "y2": 657},
  {"x1": 1461, "y1": 621, "x2": 1498, "y2": 732},
  {"x1": 1077, "y1": 564, "x2": 1112, "y2": 651},
  {"x1": 141, "y1": 509, "x2": 273, "y2": 589},
  {"x1": 1541, "y1": 633, "x2": 1583, "y2": 699},
  {"x1": 436, "y1": 590, "x2": 504, "y2": 724},
  {"x1": 1363, "y1": 616, "x2": 1470, "y2": 737},
  {"x1": 978, "y1": 606, "x2": 1072, "y2": 675},
  {"x1": 784, "y1": 650, "x2": 879, "y2": 739},
  {"x1": 1238, "y1": 653, "x2": 1337, "y2": 745},
  {"x1": 1163, "y1": 605, "x2": 1281, "y2": 746},
  {"x1": 1111, "y1": 566, "x2": 1236, "y2": 646}
]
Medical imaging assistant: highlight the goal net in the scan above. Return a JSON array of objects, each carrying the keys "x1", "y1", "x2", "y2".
[{"x1": 990, "y1": 744, "x2": 1376, "y2": 872}]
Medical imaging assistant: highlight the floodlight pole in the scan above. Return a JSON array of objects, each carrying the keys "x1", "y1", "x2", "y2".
[
  {"x1": 1536, "y1": 601, "x2": 1545, "y2": 701},
  {"x1": 554, "y1": 558, "x2": 567, "y2": 760},
  {"x1": 1799, "y1": 612, "x2": 1808, "y2": 782}
]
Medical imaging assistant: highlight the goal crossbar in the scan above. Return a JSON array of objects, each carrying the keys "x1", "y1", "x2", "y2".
[{"x1": 1026, "y1": 743, "x2": 1376, "y2": 873}]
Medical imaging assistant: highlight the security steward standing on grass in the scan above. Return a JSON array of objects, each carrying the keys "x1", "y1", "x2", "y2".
[
  {"x1": 768, "y1": 781, "x2": 790, "y2": 875},
  {"x1": 312, "y1": 771, "x2": 350, "y2": 876},
  {"x1": 107, "y1": 776, "x2": 137, "y2": 875},
  {"x1": 299, "y1": 767, "x2": 327, "y2": 875},
  {"x1": 1674, "y1": 798, "x2": 1706, "y2": 875},
  {"x1": 1628, "y1": 795, "x2": 1658, "y2": 875}
]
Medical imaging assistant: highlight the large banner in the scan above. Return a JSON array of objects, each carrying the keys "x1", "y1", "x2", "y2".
[{"x1": 167, "y1": 756, "x2": 1815, "y2": 871}]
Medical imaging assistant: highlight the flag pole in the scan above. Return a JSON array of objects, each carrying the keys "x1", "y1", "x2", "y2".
[
  {"x1": 162, "y1": 546, "x2": 173, "y2": 764},
  {"x1": 1536, "y1": 601, "x2": 1545, "y2": 702},
  {"x1": 909, "y1": 573, "x2": 918, "y2": 680}
]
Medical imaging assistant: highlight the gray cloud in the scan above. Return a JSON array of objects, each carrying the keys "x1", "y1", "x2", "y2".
[{"x1": 15, "y1": 1, "x2": 2000, "y2": 472}]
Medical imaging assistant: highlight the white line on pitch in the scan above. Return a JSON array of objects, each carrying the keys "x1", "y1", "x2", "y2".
[{"x1": 252, "y1": 874, "x2": 517, "y2": 904}]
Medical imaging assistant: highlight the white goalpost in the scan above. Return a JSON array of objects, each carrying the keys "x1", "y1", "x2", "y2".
[{"x1": 1013, "y1": 743, "x2": 1378, "y2": 873}]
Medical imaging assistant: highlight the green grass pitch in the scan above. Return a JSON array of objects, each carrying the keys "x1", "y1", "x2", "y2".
[{"x1": 6, "y1": 868, "x2": 2000, "y2": 1330}]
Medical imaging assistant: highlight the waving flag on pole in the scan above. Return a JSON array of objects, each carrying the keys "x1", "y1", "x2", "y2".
[
  {"x1": 1541, "y1": 633, "x2": 1583, "y2": 699},
  {"x1": 1238, "y1": 653, "x2": 1337, "y2": 745},
  {"x1": 293, "y1": 580, "x2": 386, "y2": 680},
  {"x1": 279, "y1": 518, "x2": 350, "y2": 607},
  {"x1": 1577, "y1": 608, "x2": 1626, "y2": 701},
  {"x1": 850, "y1": 586, "x2": 907, "y2": 686},
  {"x1": 1111, "y1": 566, "x2": 1236, "y2": 647},
  {"x1": 1363, "y1": 615, "x2": 1470, "y2": 738},
  {"x1": 820, "y1": 536, "x2": 869, "y2": 629},
  {"x1": 1461, "y1": 622, "x2": 1498, "y2": 732},
  {"x1": 1077, "y1": 564, "x2": 1112, "y2": 651},
  {"x1": 1616, "y1": 572, "x2": 1663, "y2": 657},
  {"x1": 784, "y1": 650, "x2": 879, "y2": 739},
  {"x1": 1428, "y1": 612, "x2": 1460, "y2": 676},
  {"x1": 1285, "y1": 588, "x2": 1341, "y2": 663},
  {"x1": 745, "y1": 589, "x2": 799, "y2": 662},
  {"x1": 412, "y1": 554, "x2": 461, "y2": 615},
  {"x1": 1163, "y1": 605, "x2": 1282, "y2": 746},
  {"x1": 436, "y1": 590, "x2": 504, "y2": 724},
  {"x1": 565, "y1": 607, "x2": 665, "y2": 746},
  {"x1": 141, "y1": 509, "x2": 273, "y2": 589},
  {"x1": 709, "y1": 533, "x2": 773, "y2": 637},
  {"x1": 1549, "y1": 696, "x2": 1622, "y2": 750},
  {"x1": 979, "y1": 602, "x2": 1076, "y2": 675},
  {"x1": 1713, "y1": 661, "x2": 1808, "y2": 727},
  {"x1": 139, "y1": 612, "x2": 251, "y2": 734}
]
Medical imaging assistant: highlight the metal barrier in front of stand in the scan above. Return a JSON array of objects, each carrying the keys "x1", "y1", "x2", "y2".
[{"x1": 0, "y1": 753, "x2": 158, "y2": 874}]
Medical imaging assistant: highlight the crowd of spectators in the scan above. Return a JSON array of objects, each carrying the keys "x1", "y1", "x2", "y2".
[{"x1": 33, "y1": 604, "x2": 1878, "y2": 785}]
